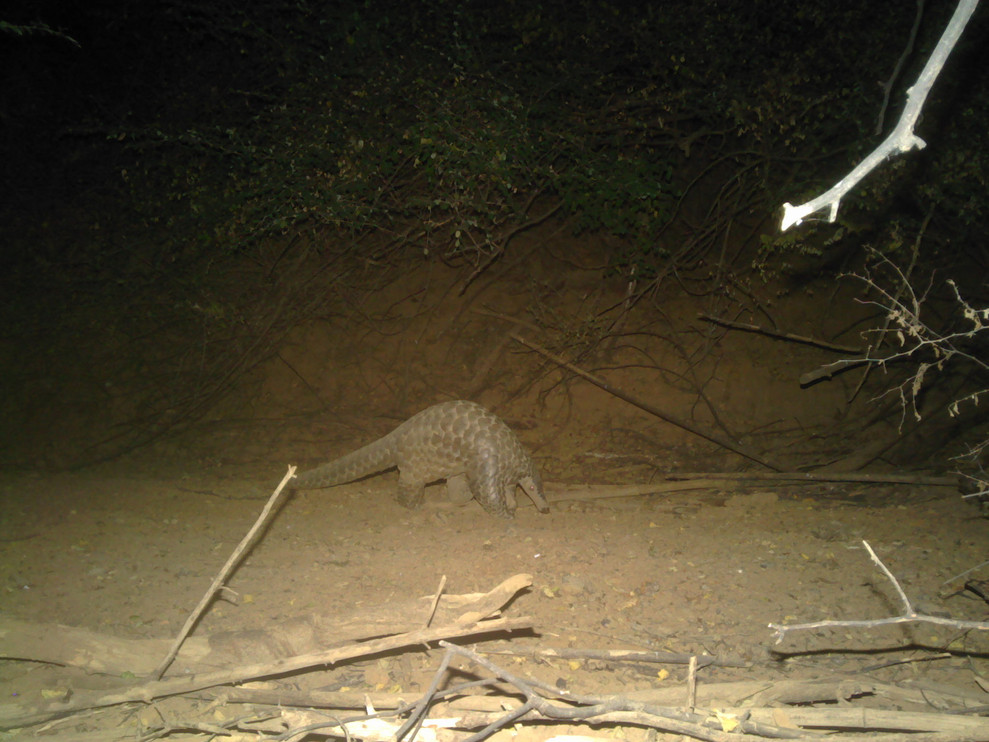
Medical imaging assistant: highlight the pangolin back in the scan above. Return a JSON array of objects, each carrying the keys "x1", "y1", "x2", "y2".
[{"x1": 292, "y1": 400, "x2": 548, "y2": 517}]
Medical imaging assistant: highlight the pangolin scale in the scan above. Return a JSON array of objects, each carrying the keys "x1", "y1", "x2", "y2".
[{"x1": 292, "y1": 400, "x2": 548, "y2": 517}]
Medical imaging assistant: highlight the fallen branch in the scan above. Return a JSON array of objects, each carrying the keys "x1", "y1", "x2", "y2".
[
  {"x1": 511, "y1": 333, "x2": 785, "y2": 472},
  {"x1": 0, "y1": 614, "x2": 533, "y2": 731},
  {"x1": 542, "y1": 472, "x2": 956, "y2": 504},
  {"x1": 769, "y1": 540, "x2": 989, "y2": 644},
  {"x1": 433, "y1": 662, "x2": 989, "y2": 742},
  {"x1": 152, "y1": 466, "x2": 296, "y2": 680},
  {"x1": 698, "y1": 313, "x2": 861, "y2": 354},
  {"x1": 197, "y1": 672, "x2": 989, "y2": 716},
  {"x1": 450, "y1": 705, "x2": 989, "y2": 742},
  {"x1": 0, "y1": 574, "x2": 535, "y2": 677},
  {"x1": 185, "y1": 664, "x2": 989, "y2": 741},
  {"x1": 745, "y1": 708, "x2": 989, "y2": 740},
  {"x1": 647, "y1": 471, "x2": 956, "y2": 486},
  {"x1": 479, "y1": 646, "x2": 748, "y2": 669},
  {"x1": 799, "y1": 356, "x2": 872, "y2": 385},
  {"x1": 401, "y1": 641, "x2": 749, "y2": 742}
]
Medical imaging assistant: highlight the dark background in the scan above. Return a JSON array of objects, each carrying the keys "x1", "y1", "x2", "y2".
[{"x1": 1, "y1": 0, "x2": 987, "y2": 471}]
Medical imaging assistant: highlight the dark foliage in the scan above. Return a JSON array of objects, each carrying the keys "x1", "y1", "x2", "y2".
[{"x1": 0, "y1": 0, "x2": 986, "y2": 467}]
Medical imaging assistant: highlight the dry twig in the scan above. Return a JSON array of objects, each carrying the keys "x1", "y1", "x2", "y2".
[
  {"x1": 698, "y1": 313, "x2": 861, "y2": 354},
  {"x1": 769, "y1": 539, "x2": 989, "y2": 643},
  {"x1": 404, "y1": 641, "x2": 798, "y2": 742},
  {"x1": 152, "y1": 466, "x2": 297, "y2": 680},
  {"x1": 511, "y1": 333, "x2": 785, "y2": 472},
  {"x1": 0, "y1": 616, "x2": 533, "y2": 731}
]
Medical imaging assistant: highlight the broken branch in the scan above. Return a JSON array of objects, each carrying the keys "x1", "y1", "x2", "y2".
[
  {"x1": 511, "y1": 333, "x2": 785, "y2": 472},
  {"x1": 0, "y1": 615, "x2": 533, "y2": 731},
  {"x1": 698, "y1": 313, "x2": 861, "y2": 354},
  {"x1": 769, "y1": 540, "x2": 989, "y2": 643},
  {"x1": 152, "y1": 465, "x2": 297, "y2": 680}
]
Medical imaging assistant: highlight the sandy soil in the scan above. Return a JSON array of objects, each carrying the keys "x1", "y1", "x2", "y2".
[{"x1": 2, "y1": 250, "x2": 988, "y2": 740}]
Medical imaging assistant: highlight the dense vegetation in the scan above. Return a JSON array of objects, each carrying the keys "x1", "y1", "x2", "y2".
[{"x1": 1, "y1": 0, "x2": 986, "y2": 467}]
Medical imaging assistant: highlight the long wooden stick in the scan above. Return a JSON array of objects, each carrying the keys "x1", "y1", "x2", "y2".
[
  {"x1": 511, "y1": 333, "x2": 785, "y2": 472},
  {"x1": 151, "y1": 466, "x2": 297, "y2": 680},
  {"x1": 543, "y1": 470, "x2": 958, "y2": 497},
  {"x1": 769, "y1": 540, "x2": 989, "y2": 643},
  {"x1": 698, "y1": 313, "x2": 862, "y2": 354},
  {"x1": 0, "y1": 615, "x2": 532, "y2": 731}
]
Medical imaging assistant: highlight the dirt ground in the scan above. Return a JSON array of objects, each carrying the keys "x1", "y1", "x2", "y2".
[{"x1": 2, "y1": 241, "x2": 988, "y2": 740}]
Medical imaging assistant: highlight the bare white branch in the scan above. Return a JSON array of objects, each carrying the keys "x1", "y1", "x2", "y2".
[
  {"x1": 861, "y1": 540, "x2": 913, "y2": 614},
  {"x1": 769, "y1": 539, "x2": 989, "y2": 644},
  {"x1": 781, "y1": 0, "x2": 980, "y2": 231}
]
